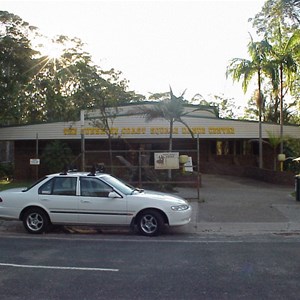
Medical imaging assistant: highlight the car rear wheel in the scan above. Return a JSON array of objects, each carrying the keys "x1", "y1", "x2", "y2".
[
  {"x1": 23, "y1": 208, "x2": 50, "y2": 234},
  {"x1": 137, "y1": 210, "x2": 164, "y2": 236}
]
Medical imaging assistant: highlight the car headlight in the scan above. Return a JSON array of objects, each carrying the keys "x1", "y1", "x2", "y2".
[{"x1": 171, "y1": 204, "x2": 189, "y2": 211}]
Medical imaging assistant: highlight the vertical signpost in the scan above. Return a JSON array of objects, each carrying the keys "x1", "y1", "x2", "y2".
[
  {"x1": 29, "y1": 133, "x2": 40, "y2": 180},
  {"x1": 197, "y1": 134, "x2": 201, "y2": 202},
  {"x1": 81, "y1": 110, "x2": 85, "y2": 171}
]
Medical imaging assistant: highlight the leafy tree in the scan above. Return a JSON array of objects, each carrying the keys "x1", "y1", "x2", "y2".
[
  {"x1": 251, "y1": 0, "x2": 300, "y2": 39},
  {"x1": 23, "y1": 35, "x2": 102, "y2": 123},
  {"x1": 0, "y1": 10, "x2": 144, "y2": 173},
  {"x1": 87, "y1": 68, "x2": 144, "y2": 173},
  {"x1": 280, "y1": 0, "x2": 300, "y2": 25},
  {"x1": 0, "y1": 12, "x2": 142, "y2": 126},
  {"x1": 202, "y1": 94, "x2": 242, "y2": 119},
  {"x1": 41, "y1": 140, "x2": 73, "y2": 173},
  {"x1": 0, "y1": 11, "x2": 39, "y2": 124},
  {"x1": 250, "y1": 0, "x2": 300, "y2": 128},
  {"x1": 243, "y1": 86, "x2": 294, "y2": 123},
  {"x1": 90, "y1": 79, "x2": 121, "y2": 174}
]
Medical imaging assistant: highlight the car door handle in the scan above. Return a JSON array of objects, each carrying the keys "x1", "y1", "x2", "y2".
[{"x1": 81, "y1": 199, "x2": 91, "y2": 203}]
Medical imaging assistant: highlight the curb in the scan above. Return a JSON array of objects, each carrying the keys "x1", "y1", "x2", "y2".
[
  {"x1": 1, "y1": 220, "x2": 300, "y2": 236},
  {"x1": 194, "y1": 222, "x2": 300, "y2": 234}
]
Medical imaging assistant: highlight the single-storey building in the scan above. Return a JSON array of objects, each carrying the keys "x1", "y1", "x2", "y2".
[{"x1": 0, "y1": 103, "x2": 299, "y2": 182}]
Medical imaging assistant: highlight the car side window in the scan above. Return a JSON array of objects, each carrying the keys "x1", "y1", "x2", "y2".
[
  {"x1": 38, "y1": 177, "x2": 77, "y2": 196},
  {"x1": 39, "y1": 178, "x2": 53, "y2": 195},
  {"x1": 52, "y1": 177, "x2": 77, "y2": 195},
  {"x1": 80, "y1": 177, "x2": 113, "y2": 197}
]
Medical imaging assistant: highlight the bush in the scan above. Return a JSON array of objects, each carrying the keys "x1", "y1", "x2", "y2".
[
  {"x1": 41, "y1": 141, "x2": 74, "y2": 173},
  {"x1": 0, "y1": 162, "x2": 13, "y2": 180}
]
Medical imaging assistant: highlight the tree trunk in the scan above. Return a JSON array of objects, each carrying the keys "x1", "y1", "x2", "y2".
[
  {"x1": 108, "y1": 133, "x2": 114, "y2": 175},
  {"x1": 168, "y1": 120, "x2": 174, "y2": 180},
  {"x1": 258, "y1": 69, "x2": 263, "y2": 169},
  {"x1": 280, "y1": 63, "x2": 284, "y2": 154}
]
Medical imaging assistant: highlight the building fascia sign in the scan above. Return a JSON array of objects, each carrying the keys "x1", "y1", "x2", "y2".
[
  {"x1": 154, "y1": 152, "x2": 179, "y2": 170},
  {"x1": 63, "y1": 126, "x2": 235, "y2": 136}
]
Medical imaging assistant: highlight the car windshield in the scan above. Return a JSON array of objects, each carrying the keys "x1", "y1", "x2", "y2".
[{"x1": 100, "y1": 175, "x2": 134, "y2": 195}]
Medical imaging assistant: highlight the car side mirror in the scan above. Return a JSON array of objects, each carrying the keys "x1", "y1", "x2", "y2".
[{"x1": 108, "y1": 191, "x2": 121, "y2": 198}]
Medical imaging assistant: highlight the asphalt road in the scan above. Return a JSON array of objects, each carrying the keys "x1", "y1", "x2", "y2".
[
  {"x1": 1, "y1": 234, "x2": 300, "y2": 300},
  {"x1": 1, "y1": 174, "x2": 300, "y2": 299}
]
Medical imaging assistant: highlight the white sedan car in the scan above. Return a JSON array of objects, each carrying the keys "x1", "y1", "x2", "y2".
[{"x1": 0, "y1": 171, "x2": 192, "y2": 236}]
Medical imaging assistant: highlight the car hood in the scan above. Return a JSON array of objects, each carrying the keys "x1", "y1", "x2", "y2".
[
  {"x1": 132, "y1": 189, "x2": 188, "y2": 204},
  {"x1": 0, "y1": 187, "x2": 27, "y2": 194}
]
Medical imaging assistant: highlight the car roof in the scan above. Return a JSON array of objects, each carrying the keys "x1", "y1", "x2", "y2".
[{"x1": 46, "y1": 171, "x2": 108, "y2": 178}]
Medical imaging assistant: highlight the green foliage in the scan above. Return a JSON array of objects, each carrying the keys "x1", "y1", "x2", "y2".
[
  {"x1": 284, "y1": 138, "x2": 300, "y2": 173},
  {"x1": 0, "y1": 180, "x2": 34, "y2": 191},
  {"x1": 0, "y1": 11, "x2": 141, "y2": 126},
  {"x1": 41, "y1": 141, "x2": 73, "y2": 173},
  {"x1": 226, "y1": 36, "x2": 275, "y2": 95},
  {"x1": 250, "y1": 0, "x2": 300, "y2": 40},
  {"x1": 227, "y1": 1, "x2": 300, "y2": 126},
  {"x1": 248, "y1": 0, "x2": 300, "y2": 126},
  {"x1": 205, "y1": 94, "x2": 241, "y2": 119},
  {"x1": 137, "y1": 87, "x2": 197, "y2": 152},
  {"x1": 0, "y1": 162, "x2": 13, "y2": 180},
  {"x1": 0, "y1": 11, "x2": 40, "y2": 125}
]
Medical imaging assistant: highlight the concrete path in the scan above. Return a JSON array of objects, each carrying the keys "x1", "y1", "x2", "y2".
[{"x1": 174, "y1": 174, "x2": 300, "y2": 235}]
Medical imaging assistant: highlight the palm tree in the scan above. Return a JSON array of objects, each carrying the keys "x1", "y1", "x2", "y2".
[
  {"x1": 137, "y1": 87, "x2": 196, "y2": 179},
  {"x1": 269, "y1": 27, "x2": 300, "y2": 155},
  {"x1": 226, "y1": 36, "x2": 276, "y2": 169},
  {"x1": 139, "y1": 87, "x2": 195, "y2": 152}
]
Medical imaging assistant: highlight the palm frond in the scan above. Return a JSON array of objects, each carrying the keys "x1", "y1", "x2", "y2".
[{"x1": 177, "y1": 118, "x2": 195, "y2": 139}]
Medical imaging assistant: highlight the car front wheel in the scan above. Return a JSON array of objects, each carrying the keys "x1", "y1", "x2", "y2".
[
  {"x1": 23, "y1": 208, "x2": 50, "y2": 234},
  {"x1": 137, "y1": 210, "x2": 164, "y2": 236}
]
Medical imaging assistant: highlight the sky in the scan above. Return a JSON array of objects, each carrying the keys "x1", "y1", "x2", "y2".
[{"x1": 1, "y1": 0, "x2": 266, "y2": 108}]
